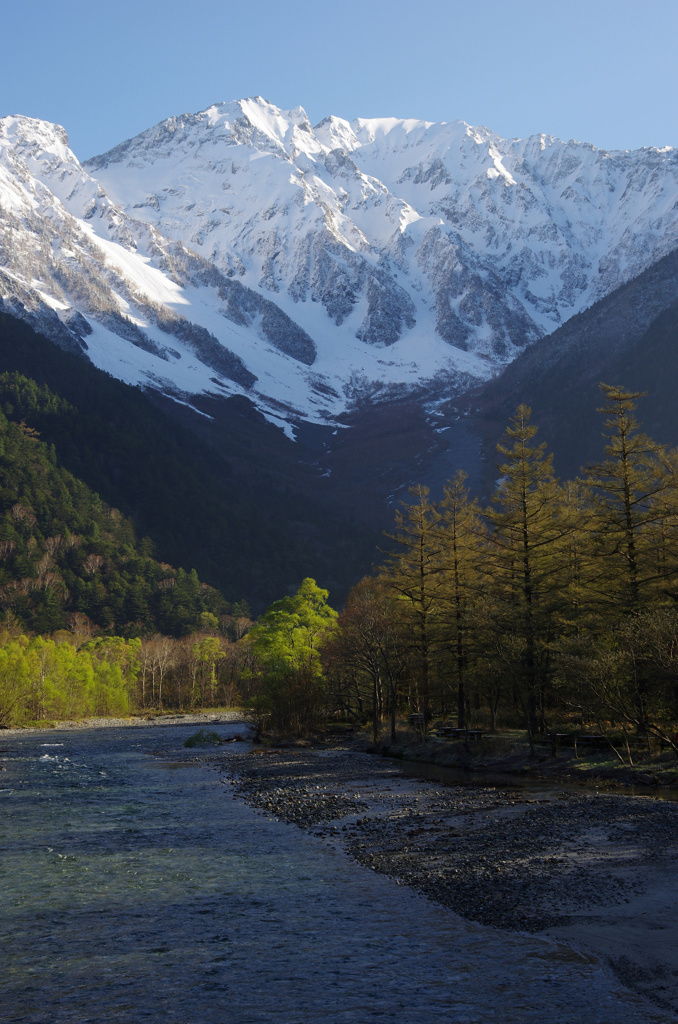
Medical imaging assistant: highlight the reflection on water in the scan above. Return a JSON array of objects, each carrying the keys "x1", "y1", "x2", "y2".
[{"x1": 0, "y1": 726, "x2": 665, "y2": 1023}]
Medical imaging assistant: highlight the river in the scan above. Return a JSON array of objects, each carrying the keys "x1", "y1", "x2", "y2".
[{"x1": 0, "y1": 723, "x2": 666, "y2": 1023}]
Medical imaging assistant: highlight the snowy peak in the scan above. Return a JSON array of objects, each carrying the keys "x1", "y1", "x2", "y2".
[
  {"x1": 232, "y1": 97, "x2": 317, "y2": 152},
  {"x1": 1, "y1": 114, "x2": 71, "y2": 160},
  {"x1": 314, "y1": 115, "x2": 361, "y2": 153},
  {"x1": 1, "y1": 100, "x2": 678, "y2": 437},
  {"x1": 86, "y1": 97, "x2": 323, "y2": 172},
  {"x1": 86, "y1": 99, "x2": 678, "y2": 350}
]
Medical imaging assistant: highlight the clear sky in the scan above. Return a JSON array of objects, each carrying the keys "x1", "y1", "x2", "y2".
[{"x1": 2, "y1": 0, "x2": 676, "y2": 160}]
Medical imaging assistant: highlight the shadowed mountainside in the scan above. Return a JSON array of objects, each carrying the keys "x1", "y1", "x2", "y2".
[{"x1": 443, "y1": 246, "x2": 678, "y2": 494}]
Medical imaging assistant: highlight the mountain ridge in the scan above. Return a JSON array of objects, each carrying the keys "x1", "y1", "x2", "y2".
[
  {"x1": 432, "y1": 244, "x2": 678, "y2": 496},
  {"x1": 1, "y1": 98, "x2": 677, "y2": 436}
]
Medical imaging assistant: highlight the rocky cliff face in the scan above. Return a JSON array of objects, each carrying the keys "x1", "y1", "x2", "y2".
[{"x1": 1, "y1": 99, "x2": 677, "y2": 435}]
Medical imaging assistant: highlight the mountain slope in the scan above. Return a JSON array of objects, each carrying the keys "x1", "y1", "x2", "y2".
[
  {"x1": 86, "y1": 97, "x2": 678, "y2": 357},
  {"x1": 0, "y1": 312, "x2": 377, "y2": 609},
  {"x1": 1, "y1": 100, "x2": 677, "y2": 435},
  {"x1": 440, "y1": 246, "x2": 678, "y2": 492},
  {"x1": 0, "y1": 378, "x2": 232, "y2": 636},
  {"x1": 1, "y1": 100, "x2": 678, "y2": 602}
]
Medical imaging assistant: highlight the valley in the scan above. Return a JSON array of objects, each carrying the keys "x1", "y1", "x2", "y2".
[{"x1": 3, "y1": 7, "x2": 678, "y2": 1021}]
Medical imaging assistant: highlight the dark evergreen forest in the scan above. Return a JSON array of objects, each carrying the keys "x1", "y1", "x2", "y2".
[
  {"x1": 0, "y1": 313, "x2": 374, "y2": 609},
  {"x1": 0, "y1": 385, "x2": 230, "y2": 636}
]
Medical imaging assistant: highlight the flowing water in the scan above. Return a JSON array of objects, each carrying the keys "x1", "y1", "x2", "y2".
[{"x1": 0, "y1": 724, "x2": 665, "y2": 1023}]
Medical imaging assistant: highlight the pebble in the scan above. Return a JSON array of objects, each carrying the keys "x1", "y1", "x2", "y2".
[{"x1": 220, "y1": 747, "x2": 678, "y2": 937}]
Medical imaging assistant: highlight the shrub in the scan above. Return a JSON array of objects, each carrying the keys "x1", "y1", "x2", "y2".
[{"x1": 183, "y1": 728, "x2": 222, "y2": 747}]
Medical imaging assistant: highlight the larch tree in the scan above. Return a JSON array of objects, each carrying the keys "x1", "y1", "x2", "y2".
[
  {"x1": 437, "y1": 471, "x2": 485, "y2": 728},
  {"x1": 484, "y1": 406, "x2": 570, "y2": 746},
  {"x1": 577, "y1": 385, "x2": 678, "y2": 741},
  {"x1": 584, "y1": 384, "x2": 672, "y2": 616},
  {"x1": 381, "y1": 485, "x2": 446, "y2": 733}
]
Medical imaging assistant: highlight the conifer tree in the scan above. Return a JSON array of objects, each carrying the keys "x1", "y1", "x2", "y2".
[
  {"x1": 381, "y1": 486, "x2": 445, "y2": 732},
  {"x1": 484, "y1": 406, "x2": 569, "y2": 744},
  {"x1": 575, "y1": 385, "x2": 678, "y2": 740},
  {"x1": 584, "y1": 384, "x2": 672, "y2": 615},
  {"x1": 437, "y1": 471, "x2": 485, "y2": 728}
]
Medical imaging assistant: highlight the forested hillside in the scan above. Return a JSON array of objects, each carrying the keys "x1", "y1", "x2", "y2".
[
  {"x1": 0, "y1": 312, "x2": 375, "y2": 608},
  {"x1": 0, "y1": 384, "x2": 230, "y2": 635}
]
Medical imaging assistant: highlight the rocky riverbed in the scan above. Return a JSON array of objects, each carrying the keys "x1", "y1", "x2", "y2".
[{"x1": 220, "y1": 746, "x2": 678, "y2": 1019}]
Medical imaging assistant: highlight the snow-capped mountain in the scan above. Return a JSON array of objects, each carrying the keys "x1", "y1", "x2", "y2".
[{"x1": 1, "y1": 98, "x2": 677, "y2": 434}]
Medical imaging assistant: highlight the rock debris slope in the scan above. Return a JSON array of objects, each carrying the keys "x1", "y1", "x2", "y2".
[{"x1": 1, "y1": 98, "x2": 677, "y2": 434}]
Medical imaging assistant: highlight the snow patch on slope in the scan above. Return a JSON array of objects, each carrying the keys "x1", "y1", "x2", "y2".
[{"x1": 1, "y1": 100, "x2": 678, "y2": 438}]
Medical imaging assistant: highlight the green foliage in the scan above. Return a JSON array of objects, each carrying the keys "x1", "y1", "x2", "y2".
[
  {"x1": 248, "y1": 578, "x2": 337, "y2": 733},
  {"x1": 0, "y1": 634, "x2": 140, "y2": 726},
  {"x1": 183, "y1": 728, "x2": 222, "y2": 747},
  {"x1": 250, "y1": 578, "x2": 337, "y2": 678},
  {"x1": 0, "y1": 384, "x2": 229, "y2": 636},
  {"x1": 191, "y1": 636, "x2": 226, "y2": 706}
]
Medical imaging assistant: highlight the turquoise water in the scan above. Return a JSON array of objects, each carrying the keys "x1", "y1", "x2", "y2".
[{"x1": 0, "y1": 725, "x2": 666, "y2": 1023}]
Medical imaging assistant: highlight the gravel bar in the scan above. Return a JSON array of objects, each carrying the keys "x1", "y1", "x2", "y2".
[{"x1": 219, "y1": 745, "x2": 678, "y2": 1019}]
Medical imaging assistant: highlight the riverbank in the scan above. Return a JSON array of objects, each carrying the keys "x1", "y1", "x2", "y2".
[
  {"x1": 370, "y1": 735, "x2": 678, "y2": 789},
  {"x1": 222, "y1": 745, "x2": 678, "y2": 1019},
  {"x1": 4, "y1": 724, "x2": 664, "y2": 1024},
  {"x1": 0, "y1": 710, "x2": 247, "y2": 735}
]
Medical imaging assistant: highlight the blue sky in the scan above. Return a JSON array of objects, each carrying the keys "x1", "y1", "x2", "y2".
[{"x1": 2, "y1": 0, "x2": 676, "y2": 159}]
